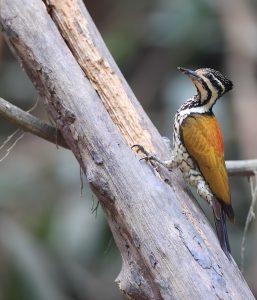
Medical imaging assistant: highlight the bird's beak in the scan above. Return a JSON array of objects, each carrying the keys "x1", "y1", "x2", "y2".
[{"x1": 177, "y1": 67, "x2": 200, "y2": 80}]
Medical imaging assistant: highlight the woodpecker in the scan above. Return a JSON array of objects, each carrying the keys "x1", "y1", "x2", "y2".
[{"x1": 133, "y1": 67, "x2": 234, "y2": 257}]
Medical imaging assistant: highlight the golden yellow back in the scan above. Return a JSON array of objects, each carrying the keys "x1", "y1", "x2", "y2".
[{"x1": 181, "y1": 114, "x2": 231, "y2": 206}]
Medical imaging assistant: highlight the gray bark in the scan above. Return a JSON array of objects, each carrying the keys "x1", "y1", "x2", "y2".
[
  {"x1": 0, "y1": 96, "x2": 68, "y2": 148},
  {"x1": 0, "y1": 0, "x2": 254, "y2": 299}
]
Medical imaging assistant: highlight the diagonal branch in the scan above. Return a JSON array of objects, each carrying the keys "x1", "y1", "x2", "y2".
[{"x1": 0, "y1": 96, "x2": 68, "y2": 149}]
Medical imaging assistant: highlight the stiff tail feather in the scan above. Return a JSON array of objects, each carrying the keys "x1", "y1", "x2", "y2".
[{"x1": 212, "y1": 200, "x2": 231, "y2": 258}]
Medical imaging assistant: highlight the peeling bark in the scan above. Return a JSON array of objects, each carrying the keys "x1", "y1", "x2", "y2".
[{"x1": 43, "y1": 0, "x2": 166, "y2": 155}]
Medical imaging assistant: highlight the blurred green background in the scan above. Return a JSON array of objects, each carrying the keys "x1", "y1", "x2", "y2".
[{"x1": 0, "y1": 0, "x2": 257, "y2": 299}]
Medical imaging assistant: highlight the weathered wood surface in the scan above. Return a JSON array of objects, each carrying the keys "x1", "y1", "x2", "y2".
[
  {"x1": 0, "y1": 0, "x2": 254, "y2": 299},
  {"x1": 44, "y1": 0, "x2": 167, "y2": 156}
]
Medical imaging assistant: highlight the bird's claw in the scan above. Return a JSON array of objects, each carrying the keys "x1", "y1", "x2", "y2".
[
  {"x1": 131, "y1": 144, "x2": 148, "y2": 155},
  {"x1": 132, "y1": 144, "x2": 156, "y2": 163},
  {"x1": 139, "y1": 155, "x2": 156, "y2": 163}
]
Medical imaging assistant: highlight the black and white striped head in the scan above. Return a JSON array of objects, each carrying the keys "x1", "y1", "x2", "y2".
[{"x1": 178, "y1": 67, "x2": 233, "y2": 106}]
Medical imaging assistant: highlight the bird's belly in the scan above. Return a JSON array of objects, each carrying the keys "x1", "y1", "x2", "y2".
[{"x1": 174, "y1": 144, "x2": 203, "y2": 186}]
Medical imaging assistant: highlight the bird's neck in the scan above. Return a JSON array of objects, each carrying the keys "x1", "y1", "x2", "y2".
[
  {"x1": 177, "y1": 96, "x2": 215, "y2": 120},
  {"x1": 194, "y1": 80, "x2": 220, "y2": 110},
  {"x1": 195, "y1": 93, "x2": 218, "y2": 112}
]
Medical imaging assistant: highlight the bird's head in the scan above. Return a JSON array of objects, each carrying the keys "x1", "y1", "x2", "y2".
[{"x1": 178, "y1": 67, "x2": 233, "y2": 105}]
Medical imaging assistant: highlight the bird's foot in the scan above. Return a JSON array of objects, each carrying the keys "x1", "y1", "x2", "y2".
[
  {"x1": 131, "y1": 144, "x2": 158, "y2": 164},
  {"x1": 132, "y1": 144, "x2": 177, "y2": 170}
]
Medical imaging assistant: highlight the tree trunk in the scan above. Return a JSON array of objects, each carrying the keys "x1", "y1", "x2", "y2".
[{"x1": 0, "y1": 0, "x2": 254, "y2": 299}]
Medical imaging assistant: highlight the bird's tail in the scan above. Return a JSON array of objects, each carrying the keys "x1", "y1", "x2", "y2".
[{"x1": 212, "y1": 200, "x2": 234, "y2": 258}]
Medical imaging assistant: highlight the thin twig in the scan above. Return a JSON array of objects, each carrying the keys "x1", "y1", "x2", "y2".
[
  {"x1": 0, "y1": 97, "x2": 69, "y2": 149},
  {"x1": 26, "y1": 96, "x2": 39, "y2": 113},
  {"x1": 80, "y1": 167, "x2": 84, "y2": 197},
  {"x1": 0, "y1": 130, "x2": 25, "y2": 162},
  {"x1": 0, "y1": 129, "x2": 20, "y2": 151},
  {"x1": 241, "y1": 174, "x2": 257, "y2": 272}
]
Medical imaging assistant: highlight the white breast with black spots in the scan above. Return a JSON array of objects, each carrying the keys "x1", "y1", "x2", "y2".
[
  {"x1": 170, "y1": 98, "x2": 216, "y2": 204},
  {"x1": 172, "y1": 102, "x2": 205, "y2": 187}
]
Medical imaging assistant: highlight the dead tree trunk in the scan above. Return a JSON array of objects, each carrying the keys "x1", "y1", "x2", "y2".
[{"x1": 0, "y1": 0, "x2": 254, "y2": 299}]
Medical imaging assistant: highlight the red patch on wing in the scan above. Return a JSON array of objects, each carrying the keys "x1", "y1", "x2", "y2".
[{"x1": 210, "y1": 117, "x2": 224, "y2": 154}]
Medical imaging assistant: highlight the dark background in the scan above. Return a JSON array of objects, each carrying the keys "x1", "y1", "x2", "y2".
[{"x1": 0, "y1": 0, "x2": 257, "y2": 299}]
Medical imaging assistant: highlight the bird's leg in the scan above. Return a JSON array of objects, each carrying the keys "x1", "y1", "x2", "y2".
[
  {"x1": 196, "y1": 179, "x2": 213, "y2": 205},
  {"x1": 131, "y1": 144, "x2": 177, "y2": 170}
]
